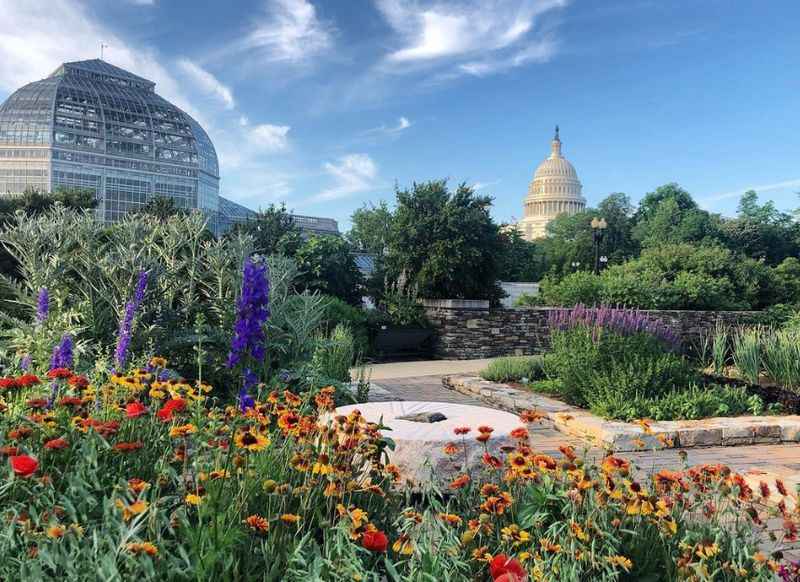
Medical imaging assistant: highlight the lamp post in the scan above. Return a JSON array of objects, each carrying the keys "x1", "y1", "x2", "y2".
[
  {"x1": 591, "y1": 217, "x2": 607, "y2": 275},
  {"x1": 570, "y1": 261, "x2": 581, "y2": 271}
]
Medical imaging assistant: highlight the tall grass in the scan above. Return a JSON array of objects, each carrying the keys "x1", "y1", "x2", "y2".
[
  {"x1": 762, "y1": 328, "x2": 800, "y2": 390},
  {"x1": 731, "y1": 327, "x2": 762, "y2": 385},
  {"x1": 311, "y1": 323, "x2": 356, "y2": 383},
  {"x1": 711, "y1": 322, "x2": 729, "y2": 375}
]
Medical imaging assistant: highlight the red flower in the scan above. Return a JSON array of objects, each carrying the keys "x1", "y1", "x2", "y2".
[
  {"x1": 156, "y1": 398, "x2": 187, "y2": 422},
  {"x1": 17, "y1": 374, "x2": 41, "y2": 387},
  {"x1": 454, "y1": 426, "x2": 471, "y2": 435},
  {"x1": 490, "y1": 554, "x2": 526, "y2": 581},
  {"x1": 0, "y1": 446, "x2": 20, "y2": 456},
  {"x1": 47, "y1": 368, "x2": 72, "y2": 380},
  {"x1": 58, "y1": 396, "x2": 83, "y2": 407},
  {"x1": 9, "y1": 455, "x2": 38, "y2": 477},
  {"x1": 44, "y1": 437, "x2": 68, "y2": 450},
  {"x1": 482, "y1": 453, "x2": 503, "y2": 469},
  {"x1": 26, "y1": 398, "x2": 49, "y2": 410},
  {"x1": 126, "y1": 402, "x2": 147, "y2": 419},
  {"x1": 477, "y1": 425, "x2": 494, "y2": 434},
  {"x1": 361, "y1": 530, "x2": 388, "y2": 553},
  {"x1": 0, "y1": 377, "x2": 18, "y2": 390},
  {"x1": 113, "y1": 442, "x2": 143, "y2": 453}
]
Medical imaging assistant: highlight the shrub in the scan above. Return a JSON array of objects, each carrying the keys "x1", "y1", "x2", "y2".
[
  {"x1": 546, "y1": 305, "x2": 696, "y2": 410},
  {"x1": 762, "y1": 328, "x2": 800, "y2": 390},
  {"x1": 310, "y1": 323, "x2": 356, "y2": 383},
  {"x1": 479, "y1": 356, "x2": 545, "y2": 383},
  {"x1": 731, "y1": 327, "x2": 762, "y2": 385},
  {"x1": 591, "y1": 383, "x2": 771, "y2": 422},
  {"x1": 319, "y1": 296, "x2": 369, "y2": 355}
]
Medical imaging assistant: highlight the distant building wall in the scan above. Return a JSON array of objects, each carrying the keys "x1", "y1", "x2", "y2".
[{"x1": 422, "y1": 305, "x2": 763, "y2": 360}]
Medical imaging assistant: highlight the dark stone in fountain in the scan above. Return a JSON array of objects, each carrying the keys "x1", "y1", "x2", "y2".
[{"x1": 397, "y1": 412, "x2": 447, "y2": 423}]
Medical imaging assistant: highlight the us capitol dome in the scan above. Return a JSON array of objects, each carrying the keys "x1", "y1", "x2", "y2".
[{"x1": 517, "y1": 126, "x2": 585, "y2": 240}]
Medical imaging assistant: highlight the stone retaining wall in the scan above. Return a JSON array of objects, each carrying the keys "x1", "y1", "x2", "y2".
[{"x1": 423, "y1": 305, "x2": 763, "y2": 360}]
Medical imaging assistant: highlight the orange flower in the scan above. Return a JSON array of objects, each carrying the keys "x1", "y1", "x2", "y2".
[
  {"x1": 443, "y1": 442, "x2": 460, "y2": 456},
  {"x1": 519, "y1": 409, "x2": 546, "y2": 423},
  {"x1": 558, "y1": 445, "x2": 577, "y2": 461},
  {"x1": 531, "y1": 454, "x2": 557, "y2": 471},
  {"x1": 244, "y1": 514, "x2": 270, "y2": 534},
  {"x1": 776, "y1": 479, "x2": 788, "y2": 496},
  {"x1": 449, "y1": 474, "x2": 470, "y2": 490},
  {"x1": 480, "y1": 483, "x2": 500, "y2": 497},
  {"x1": 454, "y1": 426, "x2": 471, "y2": 436},
  {"x1": 280, "y1": 513, "x2": 301, "y2": 525},
  {"x1": 113, "y1": 441, "x2": 143, "y2": 453},
  {"x1": 477, "y1": 425, "x2": 494, "y2": 434},
  {"x1": 438, "y1": 513, "x2": 462, "y2": 526},
  {"x1": 277, "y1": 411, "x2": 300, "y2": 432},
  {"x1": 476, "y1": 433, "x2": 491, "y2": 443},
  {"x1": 44, "y1": 437, "x2": 68, "y2": 450},
  {"x1": 482, "y1": 453, "x2": 503, "y2": 469},
  {"x1": 510, "y1": 427, "x2": 529, "y2": 440},
  {"x1": 601, "y1": 455, "x2": 630, "y2": 475},
  {"x1": 126, "y1": 542, "x2": 158, "y2": 556}
]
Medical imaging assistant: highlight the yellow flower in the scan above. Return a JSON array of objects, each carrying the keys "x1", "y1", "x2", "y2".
[
  {"x1": 695, "y1": 542, "x2": 719, "y2": 560},
  {"x1": 234, "y1": 429, "x2": 270, "y2": 452},
  {"x1": 570, "y1": 521, "x2": 590, "y2": 542},
  {"x1": 149, "y1": 356, "x2": 168, "y2": 368},
  {"x1": 501, "y1": 524, "x2": 531, "y2": 546},
  {"x1": 169, "y1": 424, "x2": 197, "y2": 438},
  {"x1": 392, "y1": 534, "x2": 414, "y2": 555},
  {"x1": 185, "y1": 494, "x2": 203, "y2": 506},
  {"x1": 605, "y1": 555, "x2": 633, "y2": 572}
]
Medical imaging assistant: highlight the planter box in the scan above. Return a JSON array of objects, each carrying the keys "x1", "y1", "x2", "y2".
[{"x1": 373, "y1": 327, "x2": 434, "y2": 358}]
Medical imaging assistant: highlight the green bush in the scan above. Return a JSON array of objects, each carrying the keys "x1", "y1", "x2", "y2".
[
  {"x1": 319, "y1": 296, "x2": 369, "y2": 355},
  {"x1": 479, "y1": 355, "x2": 545, "y2": 383},
  {"x1": 539, "y1": 243, "x2": 788, "y2": 310},
  {"x1": 591, "y1": 383, "x2": 773, "y2": 422},
  {"x1": 546, "y1": 325, "x2": 697, "y2": 409}
]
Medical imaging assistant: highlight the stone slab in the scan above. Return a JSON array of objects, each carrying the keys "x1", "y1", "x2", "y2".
[{"x1": 442, "y1": 374, "x2": 800, "y2": 453}]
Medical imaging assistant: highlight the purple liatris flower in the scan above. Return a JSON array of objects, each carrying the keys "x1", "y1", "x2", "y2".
[
  {"x1": 50, "y1": 333, "x2": 74, "y2": 370},
  {"x1": 36, "y1": 287, "x2": 49, "y2": 324},
  {"x1": 114, "y1": 270, "x2": 150, "y2": 371},
  {"x1": 19, "y1": 354, "x2": 32, "y2": 371}
]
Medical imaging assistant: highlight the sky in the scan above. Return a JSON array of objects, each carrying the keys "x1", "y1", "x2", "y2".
[{"x1": 1, "y1": 0, "x2": 799, "y2": 229}]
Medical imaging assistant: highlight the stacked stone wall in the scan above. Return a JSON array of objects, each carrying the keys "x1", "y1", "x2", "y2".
[{"x1": 423, "y1": 306, "x2": 763, "y2": 360}]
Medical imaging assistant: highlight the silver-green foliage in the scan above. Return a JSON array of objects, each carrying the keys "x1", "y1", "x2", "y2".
[
  {"x1": 731, "y1": 327, "x2": 762, "y2": 385},
  {"x1": 762, "y1": 328, "x2": 800, "y2": 390}
]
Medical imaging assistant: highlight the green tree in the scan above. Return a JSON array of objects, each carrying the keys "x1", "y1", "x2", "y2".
[
  {"x1": 385, "y1": 180, "x2": 504, "y2": 303},
  {"x1": 295, "y1": 235, "x2": 363, "y2": 306},
  {"x1": 496, "y1": 228, "x2": 543, "y2": 281},
  {"x1": 236, "y1": 203, "x2": 303, "y2": 257},
  {"x1": 721, "y1": 190, "x2": 800, "y2": 265},
  {"x1": 348, "y1": 201, "x2": 393, "y2": 254},
  {"x1": 632, "y1": 185, "x2": 723, "y2": 248}
]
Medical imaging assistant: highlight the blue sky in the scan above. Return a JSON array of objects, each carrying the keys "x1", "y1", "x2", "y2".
[{"x1": 1, "y1": 0, "x2": 799, "y2": 228}]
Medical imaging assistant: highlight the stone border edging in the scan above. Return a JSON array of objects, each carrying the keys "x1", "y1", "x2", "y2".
[{"x1": 442, "y1": 374, "x2": 800, "y2": 452}]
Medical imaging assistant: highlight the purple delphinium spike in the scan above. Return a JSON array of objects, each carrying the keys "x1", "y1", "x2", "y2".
[
  {"x1": 20, "y1": 354, "x2": 32, "y2": 371},
  {"x1": 50, "y1": 333, "x2": 74, "y2": 369},
  {"x1": 227, "y1": 258, "x2": 270, "y2": 410},
  {"x1": 35, "y1": 287, "x2": 49, "y2": 324},
  {"x1": 113, "y1": 270, "x2": 150, "y2": 372}
]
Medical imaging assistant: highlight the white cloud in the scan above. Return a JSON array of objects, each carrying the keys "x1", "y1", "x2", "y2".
[
  {"x1": 314, "y1": 154, "x2": 379, "y2": 201},
  {"x1": 246, "y1": 124, "x2": 292, "y2": 152},
  {"x1": 364, "y1": 116, "x2": 412, "y2": 136},
  {"x1": 128, "y1": 0, "x2": 156, "y2": 5},
  {"x1": 242, "y1": 0, "x2": 333, "y2": 63},
  {"x1": 702, "y1": 179, "x2": 800, "y2": 204},
  {"x1": 375, "y1": 0, "x2": 566, "y2": 75},
  {"x1": 177, "y1": 59, "x2": 235, "y2": 109},
  {"x1": 0, "y1": 0, "x2": 206, "y2": 127}
]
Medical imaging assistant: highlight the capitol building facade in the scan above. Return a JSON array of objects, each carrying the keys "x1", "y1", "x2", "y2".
[{"x1": 517, "y1": 127, "x2": 585, "y2": 240}]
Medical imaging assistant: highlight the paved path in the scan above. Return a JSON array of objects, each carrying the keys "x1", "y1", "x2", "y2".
[{"x1": 356, "y1": 358, "x2": 493, "y2": 381}]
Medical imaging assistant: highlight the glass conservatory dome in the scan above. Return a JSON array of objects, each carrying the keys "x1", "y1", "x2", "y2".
[{"x1": 0, "y1": 59, "x2": 221, "y2": 225}]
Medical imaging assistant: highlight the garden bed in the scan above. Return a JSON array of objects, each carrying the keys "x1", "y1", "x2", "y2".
[{"x1": 443, "y1": 374, "x2": 800, "y2": 452}]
